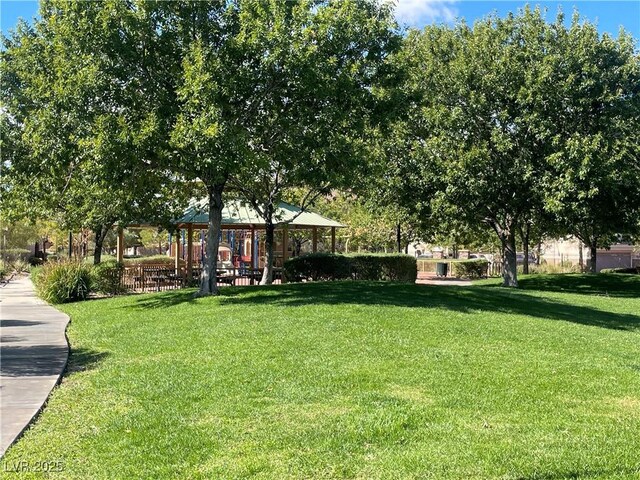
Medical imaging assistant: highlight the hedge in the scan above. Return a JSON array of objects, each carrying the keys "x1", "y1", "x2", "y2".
[
  {"x1": 32, "y1": 261, "x2": 93, "y2": 304},
  {"x1": 283, "y1": 253, "x2": 352, "y2": 282},
  {"x1": 3, "y1": 248, "x2": 31, "y2": 263},
  {"x1": 451, "y1": 259, "x2": 489, "y2": 279},
  {"x1": 283, "y1": 253, "x2": 417, "y2": 284},
  {"x1": 349, "y1": 254, "x2": 417, "y2": 283},
  {"x1": 124, "y1": 255, "x2": 185, "y2": 266},
  {"x1": 91, "y1": 261, "x2": 127, "y2": 296},
  {"x1": 600, "y1": 267, "x2": 639, "y2": 274}
]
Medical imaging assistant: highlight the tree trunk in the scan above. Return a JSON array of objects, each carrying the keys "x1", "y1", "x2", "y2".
[
  {"x1": 501, "y1": 230, "x2": 518, "y2": 287},
  {"x1": 578, "y1": 240, "x2": 584, "y2": 272},
  {"x1": 260, "y1": 222, "x2": 275, "y2": 285},
  {"x1": 520, "y1": 224, "x2": 530, "y2": 275},
  {"x1": 396, "y1": 223, "x2": 402, "y2": 253},
  {"x1": 199, "y1": 184, "x2": 224, "y2": 296},
  {"x1": 589, "y1": 244, "x2": 597, "y2": 274},
  {"x1": 93, "y1": 224, "x2": 110, "y2": 265}
]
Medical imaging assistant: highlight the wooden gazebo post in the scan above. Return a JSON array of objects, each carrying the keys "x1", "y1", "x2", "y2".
[
  {"x1": 174, "y1": 228, "x2": 181, "y2": 277},
  {"x1": 282, "y1": 225, "x2": 289, "y2": 262},
  {"x1": 117, "y1": 227, "x2": 124, "y2": 263},
  {"x1": 331, "y1": 227, "x2": 336, "y2": 253},
  {"x1": 250, "y1": 227, "x2": 256, "y2": 269},
  {"x1": 282, "y1": 225, "x2": 289, "y2": 283},
  {"x1": 312, "y1": 227, "x2": 318, "y2": 253},
  {"x1": 186, "y1": 224, "x2": 193, "y2": 281}
]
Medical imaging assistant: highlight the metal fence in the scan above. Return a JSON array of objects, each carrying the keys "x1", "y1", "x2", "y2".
[{"x1": 120, "y1": 264, "x2": 282, "y2": 293}]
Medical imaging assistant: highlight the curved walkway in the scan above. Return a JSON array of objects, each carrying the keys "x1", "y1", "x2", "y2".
[{"x1": 0, "y1": 276, "x2": 70, "y2": 456}]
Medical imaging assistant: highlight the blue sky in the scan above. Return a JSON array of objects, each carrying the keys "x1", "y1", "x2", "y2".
[{"x1": 2, "y1": 0, "x2": 639, "y2": 39}]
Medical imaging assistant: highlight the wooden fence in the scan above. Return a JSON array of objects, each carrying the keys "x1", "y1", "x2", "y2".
[
  {"x1": 121, "y1": 259, "x2": 509, "y2": 292},
  {"x1": 120, "y1": 263, "x2": 281, "y2": 293}
]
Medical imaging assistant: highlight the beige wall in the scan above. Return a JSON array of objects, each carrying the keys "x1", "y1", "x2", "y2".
[{"x1": 542, "y1": 237, "x2": 638, "y2": 272}]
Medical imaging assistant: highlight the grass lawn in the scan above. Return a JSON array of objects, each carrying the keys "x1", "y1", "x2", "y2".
[{"x1": 2, "y1": 274, "x2": 640, "y2": 479}]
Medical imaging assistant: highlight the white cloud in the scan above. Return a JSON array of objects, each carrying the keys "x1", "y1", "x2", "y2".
[{"x1": 393, "y1": 0, "x2": 459, "y2": 27}]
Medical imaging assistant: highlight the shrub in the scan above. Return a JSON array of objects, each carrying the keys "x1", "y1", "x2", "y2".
[
  {"x1": 452, "y1": 259, "x2": 489, "y2": 279},
  {"x1": 3, "y1": 248, "x2": 30, "y2": 263},
  {"x1": 600, "y1": 267, "x2": 639, "y2": 274},
  {"x1": 92, "y1": 261, "x2": 127, "y2": 295},
  {"x1": 124, "y1": 255, "x2": 183, "y2": 266},
  {"x1": 349, "y1": 254, "x2": 417, "y2": 283},
  {"x1": 0, "y1": 259, "x2": 6, "y2": 280},
  {"x1": 30, "y1": 265, "x2": 43, "y2": 284},
  {"x1": 28, "y1": 255, "x2": 44, "y2": 267},
  {"x1": 283, "y1": 253, "x2": 417, "y2": 284},
  {"x1": 10, "y1": 259, "x2": 30, "y2": 273},
  {"x1": 32, "y1": 261, "x2": 93, "y2": 304},
  {"x1": 283, "y1": 253, "x2": 351, "y2": 282},
  {"x1": 521, "y1": 262, "x2": 581, "y2": 275}
]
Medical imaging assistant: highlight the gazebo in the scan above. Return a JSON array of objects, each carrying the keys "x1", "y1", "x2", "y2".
[{"x1": 120, "y1": 199, "x2": 344, "y2": 286}]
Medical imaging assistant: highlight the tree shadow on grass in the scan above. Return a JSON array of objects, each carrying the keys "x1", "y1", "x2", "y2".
[
  {"x1": 130, "y1": 288, "x2": 199, "y2": 309},
  {"x1": 505, "y1": 273, "x2": 640, "y2": 298},
  {"x1": 129, "y1": 277, "x2": 640, "y2": 332},
  {"x1": 513, "y1": 465, "x2": 640, "y2": 479},
  {"x1": 217, "y1": 281, "x2": 640, "y2": 332},
  {"x1": 131, "y1": 286, "x2": 249, "y2": 310},
  {"x1": 65, "y1": 347, "x2": 110, "y2": 375}
]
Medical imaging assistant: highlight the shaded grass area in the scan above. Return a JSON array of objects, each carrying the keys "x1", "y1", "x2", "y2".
[{"x1": 2, "y1": 275, "x2": 640, "y2": 479}]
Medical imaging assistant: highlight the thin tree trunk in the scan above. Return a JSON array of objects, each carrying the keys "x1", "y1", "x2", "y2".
[
  {"x1": 520, "y1": 224, "x2": 530, "y2": 275},
  {"x1": 589, "y1": 243, "x2": 597, "y2": 274},
  {"x1": 260, "y1": 222, "x2": 275, "y2": 285},
  {"x1": 578, "y1": 240, "x2": 584, "y2": 272},
  {"x1": 93, "y1": 224, "x2": 110, "y2": 265},
  {"x1": 536, "y1": 241, "x2": 542, "y2": 265},
  {"x1": 396, "y1": 223, "x2": 401, "y2": 253},
  {"x1": 199, "y1": 184, "x2": 224, "y2": 296}
]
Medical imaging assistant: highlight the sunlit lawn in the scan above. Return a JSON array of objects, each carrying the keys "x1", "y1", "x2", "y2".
[{"x1": 2, "y1": 275, "x2": 640, "y2": 479}]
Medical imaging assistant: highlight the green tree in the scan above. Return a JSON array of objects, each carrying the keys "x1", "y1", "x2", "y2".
[
  {"x1": 139, "y1": 229, "x2": 169, "y2": 256},
  {"x1": 221, "y1": 0, "x2": 399, "y2": 284},
  {"x1": 1, "y1": 4, "x2": 185, "y2": 265},
  {"x1": 395, "y1": 8, "x2": 629, "y2": 286},
  {"x1": 541, "y1": 15, "x2": 640, "y2": 273}
]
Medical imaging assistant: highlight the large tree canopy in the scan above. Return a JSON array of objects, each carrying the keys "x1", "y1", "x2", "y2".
[
  {"x1": 222, "y1": 0, "x2": 400, "y2": 284},
  {"x1": 1, "y1": 3, "x2": 186, "y2": 264},
  {"x1": 2, "y1": 0, "x2": 398, "y2": 291},
  {"x1": 393, "y1": 7, "x2": 640, "y2": 286},
  {"x1": 541, "y1": 15, "x2": 640, "y2": 272},
  {"x1": 168, "y1": 0, "x2": 399, "y2": 292}
]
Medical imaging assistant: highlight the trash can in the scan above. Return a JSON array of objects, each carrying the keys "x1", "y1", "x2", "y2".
[{"x1": 436, "y1": 262, "x2": 448, "y2": 277}]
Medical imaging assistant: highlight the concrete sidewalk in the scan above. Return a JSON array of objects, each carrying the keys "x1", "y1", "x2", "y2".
[
  {"x1": 0, "y1": 276, "x2": 70, "y2": 456},
  {"x1": 416, "y1": 275, "x2": 473, "y2": 286}
]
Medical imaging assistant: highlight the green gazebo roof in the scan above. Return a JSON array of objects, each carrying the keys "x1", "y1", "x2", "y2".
[{"x1": 176, "y1": 198, "x2": 344, "y2": 229}]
